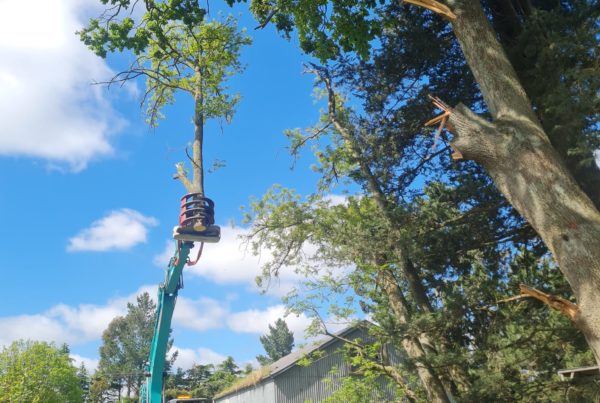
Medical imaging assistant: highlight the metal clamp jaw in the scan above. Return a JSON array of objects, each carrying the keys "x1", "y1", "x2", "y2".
[{"x1": 173, "y1": 193, "x2": 221, "y2": 243}]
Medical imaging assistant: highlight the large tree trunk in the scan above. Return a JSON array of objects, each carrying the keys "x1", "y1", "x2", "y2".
[
  {"x1": 486, "y1": 0, "x2": 600, "y2": 211},
  {"x1": 378, "y1": 268, "x2": 451, "y2": 403},
  {"x1": 446, "y1": 0, "x2": 600, "y2": 364}
]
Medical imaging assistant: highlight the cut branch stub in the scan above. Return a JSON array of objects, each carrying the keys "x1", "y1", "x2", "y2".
[
  {"x1": 445, "y1": 103, "x2": 498, "y2": 163},
  {"x1": 425, "y1": 95, "x2": 462, "y2": 160},
  {"x1": 519, "y1": 284, "x2": 580, "y2": 324},
  {"x1": 403, "y1": 0, "x2": 457, "y2": 20},
  {"x1": 173, "y1": 163, "x2": 195, "y2": 194}
]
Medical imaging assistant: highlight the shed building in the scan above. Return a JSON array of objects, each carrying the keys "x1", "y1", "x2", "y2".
[{"x1": 214, "y1": 323, "x2": 401, "y2": 403}]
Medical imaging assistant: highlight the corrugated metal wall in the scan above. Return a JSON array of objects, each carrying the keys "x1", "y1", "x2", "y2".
[
  {"x1": 216, "y1": 327, "x2": 405, "y2": 403},
  {"x1": 214, "y1": 379, "x2": 276, "y2": 403},
  {"x1": 273, "y1": 341, "x2": 348, "y2": 403},
  {"x1": 273, "y1": 328, "x2": 400, "y2": 403}
]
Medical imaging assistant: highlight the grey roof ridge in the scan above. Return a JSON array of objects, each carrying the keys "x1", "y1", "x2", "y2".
[
  {"x1": 266, "y1": 320, "x2": 371, "y2": 379},
  {"x1": 214, "y1": 320, "x2": 371, "y2": 400}
]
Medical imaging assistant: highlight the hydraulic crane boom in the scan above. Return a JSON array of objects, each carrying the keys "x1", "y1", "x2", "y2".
[
  {"x1": 140, "y1": 241, "x2": 192, "y2": 403},
  {"x1": 140, "y1": 194, "x2": 220, "y2": 403}
]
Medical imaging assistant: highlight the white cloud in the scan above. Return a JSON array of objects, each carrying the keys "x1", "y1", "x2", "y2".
[
  {"x1": 153, "y1": 226, "x2": 305, "y2": 296},
  {"x1": 323, "y1": 194, "x2": 349, "y2": 206},
  {"x1": 0, "y1": 285, "x2": 317, "y2": 367},
  {"x1": 0, "y1": 284, "x2": 315, "y2": 348},
  {"x1": 68, "y1": 209, "x2": 158, "y2": 252},
  {"x1": 0, "y1": 0, "x2": 127, "y2": 171},
  {"x1": 171, "y1": 346, "x2": 227, "y2": 370},
  {"x1": 48, "y1": 301, "x2": 126, "y2": 340},
  {"x1": 226, "y1": 305, "x2": 312, "y2": 341},
  {"x1": 0, "y1": 285, "x2": 159, "y2": 348},
  {"x1": 70, "y1": 354, "x2": 99, "y2": 373},
  {"x1": 0, "y1": 293, "x2": 132, "y2": 347},
  {"x1": 0, "y1": 314, "x2": 75, "y2": 346},
  {"x1": 173, "y1": 297, "x2": 229, "y2": 332}
]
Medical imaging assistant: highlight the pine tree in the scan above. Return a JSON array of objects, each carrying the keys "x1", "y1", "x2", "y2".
[
  {"x1": 77, "y1": 363, "x2": 91, "y2": 402},
  {"x1": 94, "y1": 292, "x2": 172, "y2": 400},
  {"x1": 256, "y1": 318, "x2": 294, "y2": 366}
]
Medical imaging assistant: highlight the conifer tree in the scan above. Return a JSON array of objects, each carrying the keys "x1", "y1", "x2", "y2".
[
  {"x1": 256, "y1": 318, "x2": 294, "y2": 365},
  {"x1": 243, "y1": 0, "x2": 600, "y2": 366},
  {"x1": 94, "y1": 292, "x2": 172, "y2": 399}
]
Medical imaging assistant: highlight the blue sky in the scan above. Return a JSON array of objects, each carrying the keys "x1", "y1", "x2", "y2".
[{"x1": 0, "y1": 0, "x2": 342, "y2": 372}]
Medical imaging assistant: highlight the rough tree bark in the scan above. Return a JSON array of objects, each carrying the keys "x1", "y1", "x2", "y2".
[
  {"x1": 378, "y1": 267, "x2": 451, "y2": 403},
  {"x1": 174, "y1": 96, "x2": 205, "y2": 195},
  {"x1": 443, "y1": 0, "x2": 600, "y2": 364},
  {"x1": 192, "y1": 95, "x2": 205, "y2": 195}
]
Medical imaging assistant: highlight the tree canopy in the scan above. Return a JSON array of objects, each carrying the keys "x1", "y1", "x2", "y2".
[
  {"x1": 77, "y1": 0, "x2": 600, "y2": 400},
  {"x1": 164, "y1": 356, "x2": 242, "y2": 400},
  {"x1": 242, "y1": 1, "x2": 600, "y2": 400},
  {"x1": 90, "y1": 292, "x2": 169, "y2": 402},
  {"x1": 0, "y1": 340, "x2": 83, "y2": 403},
  {"x1": 256, "y1": 318, "x2": 295, "y2": 366},
  {"x1": 80, "y1": 1, "x2": 251, "y2": 194},
  {"x1": 240, "y1": 0, "x2": 600, "y2": 375}
]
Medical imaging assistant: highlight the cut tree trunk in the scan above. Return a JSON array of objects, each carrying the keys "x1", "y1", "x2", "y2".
[
  {"x1": 446, "y1": 0, "x2": 600, "y2": 364},
  {"x1": 192, "y1": 96, "x2": 205, "y2": 195}
]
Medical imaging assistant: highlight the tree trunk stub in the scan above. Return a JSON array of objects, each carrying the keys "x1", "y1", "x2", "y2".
[
  {"x1": 445, "y1": 0, "x2": 600, "y2": 364},
  {"x1": 193, "y1": 96, "x2": 205, "y2": 196}
]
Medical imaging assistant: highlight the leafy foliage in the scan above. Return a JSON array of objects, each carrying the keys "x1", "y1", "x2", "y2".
[
  {"x1": 256, "y1": 318, "x2": 295, "y2": 366},
  {"x1": 242, "y1": 1, "x2": 599, "y2": 399},
  {"x1": 243, "y1": 0, "x2": 600, "y2": 204},
  {"x1": 78, "y1": 0, "x2": 208, "y2": 59},
  {"x1": 164, "y1": 356, "x2": 242, "y2": 399},
  {"x1": 77, "y1": 363, "x2": 91, "y2": 402},
  {"x1": 80, "y1": 8, "x2": 251, "y2": 128},
  {"x1": 0, "y1": 340, "x2": 83, "y2": 403},
  {"x1": 90, "y1": 292, "x2": 172, "y2": 401},
  {"x1": 80, "y1": 1, "x2": 251, "y2": 193}
]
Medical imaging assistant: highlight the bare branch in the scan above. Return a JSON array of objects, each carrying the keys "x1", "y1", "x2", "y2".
[
  {"x1": 185, "y1": 146, "x2": 201, "y2": 170},
  {"x1": 254, "y1": 8, "x2": 279, "y2": 30},
  {"x1": 479, "y1": 284, "x2": 580, "y2": 325},
  {"x1": 289, "y1": 122, "x2": 332, "y2": 156}
]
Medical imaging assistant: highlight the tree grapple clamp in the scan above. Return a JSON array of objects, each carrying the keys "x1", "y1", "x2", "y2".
[{"x1": 173, "y1": 193, "x2": 221, "y2": 243}]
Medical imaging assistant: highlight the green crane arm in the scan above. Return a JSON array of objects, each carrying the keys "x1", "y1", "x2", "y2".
[{"x1": 140, "y1": 241, "x2": 192, "y2": 403}]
